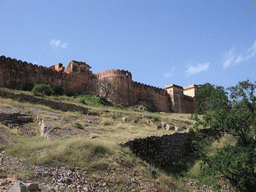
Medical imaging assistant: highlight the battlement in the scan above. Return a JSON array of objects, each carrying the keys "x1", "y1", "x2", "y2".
[
  {"x1": 95, "y1": 69, "x2": 132, "y2": 80},
  {"x1": 0, "y1": 55, "x2": 63, "y2": 75},
  {"x1": 133, "y1": 81, "x2": 167, "y2": 95}
]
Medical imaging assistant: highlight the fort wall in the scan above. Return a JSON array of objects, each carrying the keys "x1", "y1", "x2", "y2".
[
  {"x1": 0, "y1": 55, "x2": 198, "y2": 113},
  {"x1": 131, "y1": 81, "x2": 170, "y2": 112},
  {"x1": 0, "y1": 56, "x2": 92, "y2": 92},
  {"x1": 95, "y1": 69, "x2": 170, "y2": 111}
]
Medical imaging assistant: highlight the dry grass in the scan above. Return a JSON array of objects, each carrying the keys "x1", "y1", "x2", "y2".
[{"x1": 0, "y1": 88, "x2": 227, "y2": 191}]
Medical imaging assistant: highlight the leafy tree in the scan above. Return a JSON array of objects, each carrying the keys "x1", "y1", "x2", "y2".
[
  {"x1": 35, "y1": 80, "x2": 44, "y2": 84},
  {"x1": 31, "y1": 83, "x2": 54, "y2": 97},
  {"x1": 65, "y1": 91, "x2": 77, "y2": 97},
  {"x1": 22, "y1": 82, "x2": 34, "y2": 91},
  {"x1": 195, "y1": 83, "x2": 229, "y2": 114},
  {"x1": 191, "y1": 80, "x2": 256, "y2": 191},
  {"x1": 52, "y1": 86, "x2": 64, "y2": 96}
]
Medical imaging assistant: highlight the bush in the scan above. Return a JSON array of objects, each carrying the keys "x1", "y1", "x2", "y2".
[
  {"x1": 22, "y1": 83, "x2": 34, "y2": 91},
  {"x1": 52, "y1": 86, "x2": 64, "y2": 96},
  {"x1": 65, "y1": 91, "x2": 76, "y2": 97},
  {"x1": 151, "y1": 117, "x2": 160, "y2": 123},
  {"x1": 31, "y1": 83, "x2": 54, "y2": 97},
  {"x1": 74, "y1": 122, "x2": 83, "y2": 129},
  {"x1": 99, "y1": 97, "x2": 113, "y2": 106},
  {"x1": 35, "y1": 80, "x2": 44, "y2": 85}
]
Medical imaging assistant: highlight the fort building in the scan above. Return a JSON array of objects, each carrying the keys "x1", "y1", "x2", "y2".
[{"x1": 0, "y1": 55, "x2": 199, "y2": 113}]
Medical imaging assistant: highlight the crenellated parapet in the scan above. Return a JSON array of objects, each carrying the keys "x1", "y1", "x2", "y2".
[
  {"x1": 0, "y1": 55, "x2": 71, "y2": 78},
  {"x1": 95, "y1": 69, "x2": 132, "y2": 80},
  {"x1": 132, "y1": 81, "x2": 167, "y2": 95}
]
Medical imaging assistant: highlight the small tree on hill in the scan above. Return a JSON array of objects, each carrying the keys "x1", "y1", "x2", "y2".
[
  {"x1": 31, "y1": 83, "x2": 54, "y2": 97},
  {"x1": 52, "y1": 86, "x2": 64, "y2": 96},
  {"x1": 22, "y1": 82, "x2": 34, "y2": 91}
]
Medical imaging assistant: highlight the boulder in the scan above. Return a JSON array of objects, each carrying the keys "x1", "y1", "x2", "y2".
[
  {"x1": 161, "y1": 121, "x2": 166, "y2": 128},
  {"x1": 175, "y1": 126, "x2": 182, "y2": 131},
  {"x1": 26, "y1": 182, "x2": 39, "y2": 191},
  {"x1": 166, "y1": 124, "x2": 175, "y2": 130},
  {"x1": 149, "y1": 121, "x2": 161, "y2": 129},
  {"x1": 141, "y1": 115, "x2": 153, "y2": 119},
  {"x1": 9, "y1": 180, "x2": 28, "y2": 192}
]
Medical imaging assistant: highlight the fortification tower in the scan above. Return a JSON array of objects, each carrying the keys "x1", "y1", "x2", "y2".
[
  {"x1": 95, "y1": 69, "x2": 132, "y2": 106},
  {"x1": 183, "y1": 84, "x2": 199, "y2": 97},
  {"x1": 165, "y1": 84, "x2": 184, "y2": 112},
  {"x1": 64, "y1": 60, "x2": 92, "y2": 74}
]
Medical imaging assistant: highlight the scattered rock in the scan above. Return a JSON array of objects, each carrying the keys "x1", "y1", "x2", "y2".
[
  {"x1": 25, "y1": 182, "x2": 39, "y2": 191},
  {"x1": 89, "y1": 136, "x2": 98, "y2": 139},
  {"x1": 161, "y1": 121, "x2": 166, "y2": 128},
  {"x1": 122, "y1": 116, "x2": 129, "y2": 122},
  {"x1": 165, "y1": 124, "x2": 175, "y2": 130},
  {"x1": 175, "y1": 126, "x2": 182, "y2": 131}
]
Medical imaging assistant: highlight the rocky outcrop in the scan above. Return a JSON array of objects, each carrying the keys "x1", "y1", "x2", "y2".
[
  {"x1": 142, "y1": 116, "x2": 183, "y2": 131},
  {"x1": 0, "y1": 107, "x2": 35, "y2": 136},
  {"x1": 0, "y1": 89, "x2": 90, "y2": 114},
  {"x1": 0, "y1": 152, "x2": 159, "y2": 192}
]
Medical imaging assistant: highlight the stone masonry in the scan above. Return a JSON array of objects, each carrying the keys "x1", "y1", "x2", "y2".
[{"x1": 0, "y1": 55, "x2": 199, "y2": 113}]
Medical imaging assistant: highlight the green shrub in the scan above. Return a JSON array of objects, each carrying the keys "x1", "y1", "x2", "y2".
[
  {"x1": 147, "y1": 163, "x2": 159, "y2": 179},
  {"x1": 35, "y1": 80, "x2": 44, "y2": 84},
  {"x1": 99, "y1": 97, "x2": 113, "y2": 106},
  {"x1": 74, "y1": 122, "x2": 83, "y2": 129},
  {"x1": 31, "y1": 83, "x2": 54, "y2": 97},
  {"x1": 151, "y1": 117, "x2": 160, "y2": 123},
  {"x1": 65, "y1": 91, "x2": 76, "y2": 97},
  {"x1": 81, "y1": 94, "x2": 103, "y2": 107},
  {"x1": 22, "y1": 83, "x2": 34, "y2": 91},
  {"x1": 52, "y1": 86, "x2": 64, "y2": 96}
]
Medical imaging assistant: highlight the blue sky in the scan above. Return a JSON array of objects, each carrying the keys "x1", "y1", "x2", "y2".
[{"x1": 1, "y1": 0, "x2": 255, "y2": 90}]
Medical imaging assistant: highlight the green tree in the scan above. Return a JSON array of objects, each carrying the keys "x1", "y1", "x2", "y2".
[
  {"x1": 31, "y1": 83, "x2": 54, "y2": 97},
  {"x1": 195, "y1": 83, "x2": 229, "y2": 114},
  {"x1": 191, "y1": 80, "x2": 256, "y2": 191},
  {"x1": 22, "y1": 82, "x2": 34, "y2": 91},
  {"x1": 52, "y1": 86, "x2": 64, "y2": 96}
]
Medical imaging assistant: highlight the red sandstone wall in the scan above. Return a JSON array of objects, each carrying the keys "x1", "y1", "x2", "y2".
[
  {"x1": 0, "y1": 55, "x2": 196, "y2": 113},
  {"x1": 0, "y1": 56, "x2": 92, "y2": 92},
  {"x1": 95, "y1": 69, "x2": 133, "y2": 106},
  {"x1": 131, "y1": 81, "x2": 170, "y2": 112},
  {"x1": 95, "y1": 69, "x2": 171, "y2": 112}
]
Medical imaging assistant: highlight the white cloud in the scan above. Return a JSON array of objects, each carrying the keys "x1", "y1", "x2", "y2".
[
  {"x1": 186, "y1": 63, "x2": 209, "y2": 74},
  {"x1": 223, "y1": 47, "x2": 235, "y2": 68},
  {"x1": 223, "y1": 41, "x2": 256, "y2": 68},
  {"x1": 61, "y1": 43, "x2": 68, "y2": 49},
  {"x1": 164, "y1": 67, "x2": 174, "y2": 78},
  {"x1": 50, "y1": 39, "x2": 68, "y2": 49},
  {"x1": 245, "y1": 40, "x2": 256, "y2": 60}
]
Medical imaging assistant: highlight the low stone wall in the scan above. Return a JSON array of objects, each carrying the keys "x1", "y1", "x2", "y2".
[
  {"x1": 118, "y1": 131, "x2": 195, "y2": 166},
  {"x1": 0, "y1": 89, "x2": 89, "y2": 114}
]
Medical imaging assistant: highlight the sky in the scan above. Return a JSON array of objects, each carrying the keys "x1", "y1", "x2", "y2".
[{"x1": 1, "y1": 0, "x2": 255, "y2": 90}]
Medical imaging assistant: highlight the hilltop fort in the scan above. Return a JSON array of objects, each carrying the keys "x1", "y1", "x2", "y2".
[{"x1": 0, "y1": 56, "x2": 199, "y2": 113}]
